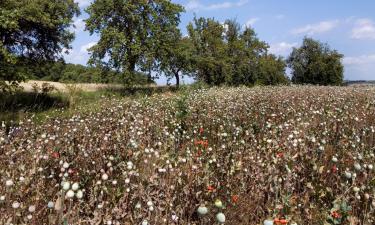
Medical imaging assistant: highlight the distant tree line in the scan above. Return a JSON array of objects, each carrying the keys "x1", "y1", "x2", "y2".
[
  {"x1": 12, "y1": 58, "x2": 154, "y2": 85},
  {"x1": 1, "y1": 0, "x2": 344, "y2": 92}
]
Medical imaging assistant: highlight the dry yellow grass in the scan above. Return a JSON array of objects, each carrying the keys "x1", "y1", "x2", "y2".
[{"x1": 19, "y1": 80, "x2": 123, "y2": 93}]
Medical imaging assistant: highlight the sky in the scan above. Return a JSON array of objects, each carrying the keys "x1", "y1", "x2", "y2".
[{"x1": 67, "y1": 0, "x2": 375, "y2": 84}]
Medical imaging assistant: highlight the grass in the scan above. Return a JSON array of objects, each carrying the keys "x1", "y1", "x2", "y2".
[{"x1": 0, "y1": 85, "x2": 180, "y2": 128}]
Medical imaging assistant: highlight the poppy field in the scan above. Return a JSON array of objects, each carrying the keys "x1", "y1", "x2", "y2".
[{"x1": 1, "y1": 86, "x2": 375, "y2": 225}]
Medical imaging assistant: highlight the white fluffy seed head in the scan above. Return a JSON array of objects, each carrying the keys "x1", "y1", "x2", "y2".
[
  {"x1": 66, "y1": 190, "x2": 75, "y2": 198},
  {"x1": 216, "y1": 212, "x2": 226, "y2": 223},
  {"x1": 197, "y1": 206, "x2": 208, "y2": 215},
  {"x1": 28, "y1": 205, "x2": 36, "y2": 213},
  {"x1": 5, "y1": 179, "x2": 14, "y2": 187},
  {"x1": 12, "y1": 201, "x2": 20, "y2": 209},
  {"x1": 72, "y1": 182, "x2": 79, "y2": 191},
  {"x1": 101, "y1": 173, "x2": 109, "y2": 181},
  {"x1": 76, "y1": 190, "x2": 83, "y2": 199},
  {"x1": 63, "y1": 162, "x2": 69, "y2": 169},
  {"x1": 62, "y1": 181, "x2": 70, "y2": 191},
  {"x1": 47, "y1": 201, "x2": 54, "y2": 208}
]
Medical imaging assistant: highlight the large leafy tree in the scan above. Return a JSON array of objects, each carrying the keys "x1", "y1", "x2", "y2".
[
  {"x1": 0, "y1": 0, "x2": 79, "y2": 92},
  {"x1": 158, "y1": 34, "x2": 194, "y2": 88},
  {"x1": 224, "y1": 19, "x2": 270, "y2": 85},
  {"x1": 287, "y1": 37, "x2": 344, "y2": 85},
  {"x1": 187, "y1": 17, "x2": 228, "y2": 85},
  {"x1": 85, "y1": 0, "x2": 184, "y2": 81}
]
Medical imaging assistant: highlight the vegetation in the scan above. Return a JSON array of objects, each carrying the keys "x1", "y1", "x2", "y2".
[
  {"x1": 0, "y1": 0, "x2": 79, "y2": 91},
  {"x1": 1, "y1": 1, "x2": 346, "y2": 88},
  {"x1": 288, "y1": 37, "x2": 344, "y2": 85},
  {"x1": 85, "y1": 0, "x2": 184, "y2": 82},
  {"x1": 12, "y1": 58, "x2": 154, "y2": 85},
  {"x1": 1, "y1": 86, "x2": 375, "y2": 224}
]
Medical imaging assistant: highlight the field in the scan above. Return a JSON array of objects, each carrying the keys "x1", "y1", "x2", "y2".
[{"x1": 1, "y1": 86, "x2": 375, "y2": 225}]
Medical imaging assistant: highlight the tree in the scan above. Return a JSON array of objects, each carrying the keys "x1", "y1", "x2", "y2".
[
  {"x1": 224, "y1": 20, "x2": 269, "y2": 85},
  {"x1": 287, "y1": 37, "x2": 344, "y2": 85},
  {"x1": 187, "y1": 17, "x2": 228, "y2": 85},
  {"x1": 85, "y1": 0, "x2": 184, "y2": 82},
  {"x1": 159, "y1": 34, "x2": 194, "y2": 88},
  {"x1": 0, "y1": 0, "x2": 79, "y2": 91},
  {"x1": 257, "y1": 54, "x2": 289, "y2": 85}
]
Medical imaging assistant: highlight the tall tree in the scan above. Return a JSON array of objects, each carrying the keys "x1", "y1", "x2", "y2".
[
  {"x1": 287, "y1": 37, "x2": 344, "y2": 85},
  {"x1": 187, "y1": 17, "x2": 228, "y2": 85},
  {"x1": 0, "y1": 0, "x2": 79, "y2": 92},
  {"x1": 159, "y1": 35, "x2": 194, "y2": 88},
  {"x1": 85, "y1": 0, "x2": 184, "y2": 81}
]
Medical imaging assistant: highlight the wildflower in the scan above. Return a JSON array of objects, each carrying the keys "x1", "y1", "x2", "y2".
[
  {"x1": 28, "y1": 205, "x2": 36, "y2": 213},
  {"x1": 66, "y1": 190, "x2": 75, "y2": 198},
  {"x1": 214, "y1": 199, "x2": 223, "y2": 208},
  {"x1": 231, "y1": 195, "x2": 239, "y2": 203},
  {"x1": 12, "y1": 201, "x2": 20, "y2": 209},
  {"x1": 76, "y1": 190, "x2": 83, "y2": 199},
  {"x1": 331, "y1": 210, "x2": 341, "y2": 219},
  {"x1": 264, "y1": 219, "x2": 274, "y2": 225},
  {"x1": 101, "y1": 173, "x2": 109, "y2": 181},
  {"x1": 207, "y1": 185, "x2": 215, "y2": 192},
  {"x1": 331, "y1": 156, "x2": 338, "y2": 163},
  {"x1": 5, "y1": 179, "x2": 14, "y2": 187},
  {"x1": 127, "y1": 161, "x2": 133, "y2": 170},
  {"x1": 216, "y1": 212, "x2": 226, "y2": 223},
  {"x1": 274, "y1": 218, "x2": 288, "y2": 225},
  {"x1": 197, "y1": 206, "x2": 208, "y2": 215},
  {"x1": 63, "y1": 162, "x2": 70, "y2": 169},
  {"x1": 344, "y1": 171, "x2": 352, "y2": 179},
  {"x1": 62, "y1": 181, "x2": 70, "y2": 190},
  {"x1": 0, "y1": 196, "x2": 5, "y2": 201},
  {"x1": 72, "y1": 182, "x2": 79, "y2": 191},
  {"x1": 47, "y1": 201, "x2": 54, "y2": 208},
  {"x1": 141, "y1": 220, "x2": 149, "y2": 225},
  {"x1": 51, "y1": 152, "x2": 60, "y2": 159},
  {"x1": 354, "y1": 163, "x2": 361, "y2": 171}
]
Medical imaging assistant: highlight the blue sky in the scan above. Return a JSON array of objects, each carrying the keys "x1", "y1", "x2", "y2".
[{"x1": 67, "y1": 0, "x2": 375, "y2": 84}]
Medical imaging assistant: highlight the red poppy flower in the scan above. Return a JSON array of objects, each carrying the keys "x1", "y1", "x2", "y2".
[{"x1": 232, "y1": 195, "x2": 239, "y2": 203}]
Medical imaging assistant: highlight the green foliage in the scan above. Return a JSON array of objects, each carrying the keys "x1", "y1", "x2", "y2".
[
  {"x1": 85, "y1": 0, "x2": 184, "y2": 78},
  {"x1": 187, "y1": 17, "x2": 228, "y2": 85},
  {"x1": 288, "y1": 37, "x2": 344, "y2": 86},
  {"x1": 326, "y1": 199, "x2": 352, "y2": 225},
  {"x1": 187, "y1": 18, "x2": 289, "y2": 86},
  {"x1": 0, "y1": 0, "x2": 79, "y2": 91},
  {"x1": 158, "y1": 34, "x2": 194, "y2": 87},
  {"x1": 11, "y1": 58, "x2": 154, "y2": 85}
]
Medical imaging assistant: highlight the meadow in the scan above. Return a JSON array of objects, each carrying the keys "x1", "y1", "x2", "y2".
[{"x1": 1, "y1": 86, "x2": 375, "y2": 225}]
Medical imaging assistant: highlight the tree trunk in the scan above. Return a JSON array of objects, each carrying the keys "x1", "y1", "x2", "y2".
[{"x1": 175, "y1": 72, "x2": 180, "y2": 88}]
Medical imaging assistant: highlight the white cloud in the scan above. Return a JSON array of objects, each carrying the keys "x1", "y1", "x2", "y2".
[
  {"x1": 63, "y1": 42, "x2": 96, "y2": 65},
  {"x1": 292, "y1": 20, "x2": 339, "y2": 35},
  {"x1": 343, "y1": 54, "x2": 375, "y2": 65},
  {"x1": 351, "y1": 18, "x2": 375, "y2": 40},
  {"x1": 185, "y1": 0, "x2": 249, "y2": 11},
  {"x1": 344, "y1": 54, "x2": 375, "y2": 80},
  {"x1": 75, "y1": 0, "x2": 92, "y2": 7},
  {"x1": 244, "y1": 18, "x2": 259, "y2": 28},
  {"x1": 269, "y1": 42, "x2": 298, "y2": 56},
  {"x1": 80, "y1": 42, "x2": 97, "y2": 53}
]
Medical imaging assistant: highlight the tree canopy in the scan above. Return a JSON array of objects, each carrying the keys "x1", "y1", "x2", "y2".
[
  {"x1": 287, "y1": 37, "x2": 344, "y2": 85},
  {"x1": 0, "y1": 0, "x2": 79, "y2": 91},
  {"x1": 186, "y1": 17, "x2": 288, "y2": 86},
  {"x1": 85, "y1": 0, "x2": 184, "y2": 77}
]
